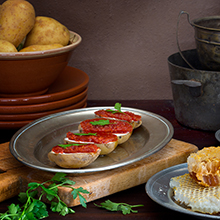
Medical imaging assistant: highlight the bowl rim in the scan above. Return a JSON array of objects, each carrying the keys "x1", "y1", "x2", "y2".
[{"x1": 0, "y1": 30, "x2": 82, "y2": 60}]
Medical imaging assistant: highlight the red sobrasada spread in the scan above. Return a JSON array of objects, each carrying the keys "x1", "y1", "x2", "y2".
[
  {"x1": 65, "y1": 131, "x2": 118, "y2": 144},
  {"x1": 95, "y1": 109, "x2": 141, "y2": 123},
  {"x1": 51, "y1": 144, "x2": 99, "y2": 154},
  {"x1": 79, "y1": 118, "x2": 133, "y2": 134},
  {"x1": 48, "y1": 103, "x2": 141, "y2": 168}
]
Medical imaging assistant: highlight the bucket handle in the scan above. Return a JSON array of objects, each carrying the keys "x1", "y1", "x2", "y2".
[
  {"x1": 176, "y1": 11, "x2": 195, "y2": 70},
  {"x1": 171, "y1": 79, "x2": 202, "y2": 97}
]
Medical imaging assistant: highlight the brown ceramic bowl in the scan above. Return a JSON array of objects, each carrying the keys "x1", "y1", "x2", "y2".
[{"x1": 0, "y1": 31, "x2": 82, "y2": 97}]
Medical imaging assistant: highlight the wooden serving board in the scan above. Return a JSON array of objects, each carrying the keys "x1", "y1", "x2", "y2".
[{"x1": 0, "y1": 139, "x2": 198, "y2": 207}]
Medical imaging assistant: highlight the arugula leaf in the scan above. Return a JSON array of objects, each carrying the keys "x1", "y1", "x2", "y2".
[
  {"x1": 74, "y1": 133, "x2": 97, "y2": 136},
  {"x1": 90, "y1": 119, "x2": 110, "y2": 126},
  {"x1": 94, "y1": 200, "x2": 144, "y2": 215}
]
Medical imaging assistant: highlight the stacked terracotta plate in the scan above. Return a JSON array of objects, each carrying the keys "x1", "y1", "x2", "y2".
[{"x1": 0, "y1": 66, "x2": 89, "y2": 129}]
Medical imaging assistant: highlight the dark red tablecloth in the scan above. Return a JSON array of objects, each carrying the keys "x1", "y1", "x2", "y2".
[{"x1": 0, "y1": 100, "x2": 218, "y2": 219}]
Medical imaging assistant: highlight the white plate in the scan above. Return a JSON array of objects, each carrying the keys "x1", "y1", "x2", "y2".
[
  {"x1": 9, "y1": 106, "x2": 173, "y2": 173},
  {"x1": 146, "y1": 163, "x2": 220, "y2": 219}
]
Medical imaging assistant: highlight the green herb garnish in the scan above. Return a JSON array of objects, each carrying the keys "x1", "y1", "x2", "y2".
[
  {"x1": 74, "y1": 133, "x2": 97, "y2": 136},
  {"x1": 106, "y1": 103, "x2": 125, "y2": 114},
  {"x1": 90, "y1": 119, "x2": 110, "y2": 126},
  {"x1": 58, "y1": 143, "x2": 84, "y2": 149},
  {"x1": 94, "y1": 200, "x2": 144, "y2": 215},
  {"x1": 0, "y1": 173, "x2": 89, "y2": 219}
]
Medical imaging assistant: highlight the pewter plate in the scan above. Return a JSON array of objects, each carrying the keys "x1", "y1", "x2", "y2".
[
  {"x1": 215, "y1": 129, "x2": 220, "y2": 142},
  {"x1": 146, "y1": 163, "x2": 220, "y2": 219},
  {"x1": 9, "y1": 106, "x2": 173, "y2": 173}
]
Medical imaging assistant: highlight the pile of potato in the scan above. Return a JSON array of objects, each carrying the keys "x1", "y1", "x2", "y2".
[{"x1": 0, "y1": 0, "x2": 70, "y2": 52}]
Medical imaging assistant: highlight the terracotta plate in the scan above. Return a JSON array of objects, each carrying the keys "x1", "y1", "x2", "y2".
[
  {"x1": 0, "y1": 95, "x2": 87, "y2": 121},
  {"x1": 0, "y1": 66, "x2": 89, "y2": 106},
  {"x1": 0, "y1": 88, "x2": 87, "y2": 114},
  {"x1": 0, "y1": 99, "x2": 87, "y2": 129}
]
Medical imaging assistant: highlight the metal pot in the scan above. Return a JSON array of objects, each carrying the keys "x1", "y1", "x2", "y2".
[
  {"x1": 168, "y1": 49, "x2": 220, "y2": 131},
  {"x1": 177, "y1": 11, "x2": 220, "y2": 71}
]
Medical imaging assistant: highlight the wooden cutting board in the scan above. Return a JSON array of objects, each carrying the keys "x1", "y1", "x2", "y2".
[{"x1": 0, "y1": 139, "x2": 198, "y2": 207}]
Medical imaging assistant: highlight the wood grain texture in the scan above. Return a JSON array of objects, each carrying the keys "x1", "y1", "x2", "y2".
[{"x1": 0, "y1": 139, "x2": 198, "y2": 206}]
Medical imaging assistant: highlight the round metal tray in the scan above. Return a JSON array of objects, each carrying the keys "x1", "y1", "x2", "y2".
[{"x1": 10, "y1": 106, "x2": 173, "y2": 173}]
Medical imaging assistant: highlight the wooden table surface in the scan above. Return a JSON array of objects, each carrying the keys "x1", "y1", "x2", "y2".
[{"x1": 0, "y1": 100, "x2": 218, "y2": 220}]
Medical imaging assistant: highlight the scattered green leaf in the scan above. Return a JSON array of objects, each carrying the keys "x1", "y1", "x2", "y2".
[
  {"x1": 0, "y1": 173, "x2": 89, "y2": 220},
  {"x1": 71, "y1": 187, "x2": 89, "y2": 208},
  {"x1": 94, "y1": 200, "x2": 144, "y2": 215},
  {"x1": 51, "y1": 172, "x2": 67, "y2": 183}
]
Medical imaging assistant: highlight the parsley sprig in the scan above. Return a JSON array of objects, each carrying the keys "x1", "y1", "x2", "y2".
[
  {"x1": 74, "y1": 133, "x2": 97, "y2": 136},
  {"x1": 0, "y1": 173, "x2": 89, "y2": 220},
  {"x1": 106, "y1": 103, "x2": 125, "y2": 114},
  {"x1": 58, "y1": 143, "x2": 84, "y2": 149},
  {"x1": 94, "y1": 200, "x2": 144, "y2": 215},
  {"x1": 90, "y1": 119, "x2": 110, "y2": 126}
]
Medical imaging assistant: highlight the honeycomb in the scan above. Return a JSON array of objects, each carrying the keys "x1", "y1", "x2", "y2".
[
  {"x1": 170, "y1": 173, "x2": 220, "y2": 214},
  {"x1": 187, "y1": 147, "x2": 220, "y2": 187}
]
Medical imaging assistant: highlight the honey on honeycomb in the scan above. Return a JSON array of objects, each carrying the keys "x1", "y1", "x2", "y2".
[
  {"x1": 187, "y1": 147, "x2": 220, "y2": 187},
  {"x1": 170, "y1": 173, "x2": 220, "y2": 214}
]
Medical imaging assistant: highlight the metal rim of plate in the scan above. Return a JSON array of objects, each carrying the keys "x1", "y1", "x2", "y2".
[
  {"x1": 9, "y1": 106, "x2": 174, "y2": 174},
  {"x1": 145, "y1": 163, "x2": 220, "y2": 219},
  {"x1": 215, "y1": 129, "x2": 220, "y2": 142}
]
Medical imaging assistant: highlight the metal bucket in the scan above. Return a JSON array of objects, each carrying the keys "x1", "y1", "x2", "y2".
[
  {"x1": 168, "y1": 49, "x2": 220, "y2": 131},
  {"x1": 177, "y1": 11, "x2": 220, "y2": 71}
]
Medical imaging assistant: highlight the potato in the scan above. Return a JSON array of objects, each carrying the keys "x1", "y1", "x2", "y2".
[
  {"x1": 0, "y1": 0, "x2": 35, "y2": 47},
  {"x1": 19, "y1": 44, "x2": 63, "y2": 52},
  {"x1": 24, "y1": 16, "x2": 70, "y2": 47},
  {"x1": 115, "y1": 132, "x2": 133, "y2": 145},
  {"x1": 48, "y1": 148, "x2": 101, "y2": 168},
  {"x1": 0, "y1": 40, "x2": 17, "y2": 52},
  {"x1": 78, "y1": 118, "x2": 134, "y2": 145},
  {"x1": 64, "y1": 137, "x2": 119, "y2": 155},
  {"x1": 131, "y1": 120, "x2": 142, "y2": 129}
]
